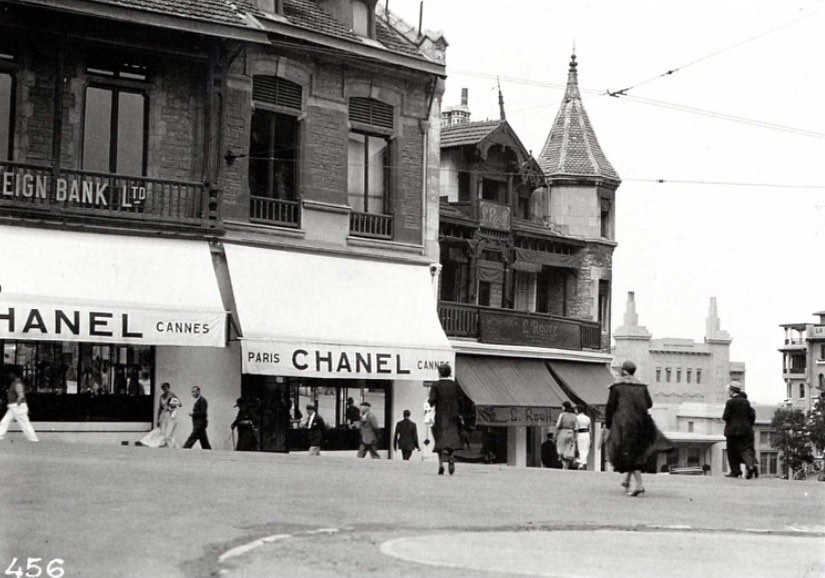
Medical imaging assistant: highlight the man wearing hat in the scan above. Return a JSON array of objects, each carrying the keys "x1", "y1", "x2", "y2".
[
  {"x1": 304, "y1": 403, "x2": 325, "y2": 456},
  {"x1": 357, "y1": 401, "x2": 381, "y2": 458},
  {"x1": 722, "y1": 381, "x2": 757, "y2": 479}
]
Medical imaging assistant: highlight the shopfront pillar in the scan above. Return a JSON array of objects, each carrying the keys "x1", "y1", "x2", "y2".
[{"x1": 507, "y1": 425, "x2": 527, "y2": 467}]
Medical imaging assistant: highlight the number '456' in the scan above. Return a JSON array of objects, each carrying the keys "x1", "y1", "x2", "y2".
[{"x1": 4, "y1": 558, "x2": 65, "y2": 578}]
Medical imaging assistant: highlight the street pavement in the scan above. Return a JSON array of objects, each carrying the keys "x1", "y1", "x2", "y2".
[{"x1": 1, "y1": 441, "x2": 823, "y2": 577}]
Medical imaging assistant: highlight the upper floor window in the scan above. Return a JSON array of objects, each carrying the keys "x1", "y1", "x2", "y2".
[
  {"x1": 799, "y1": 382, "x2": 806, "y2": 399},
  {"x1": 0, "y1": 69, "x2": 13, "y2": 161},
  {"x1": 82, "y1": 59, "x2": 149, "y2": 176},
  {"x1": 686, "y1": 369, "x2": 692, "y2": 383},
  {"x1": 458, "y1": 171, "x2": 471, "y2": 202},
  {"x1": 655, "y1": 368, "x2": 661, "y2": 382},
  {"x1": 352, "y1": 1, "x2": 372, "y2": 37},
  {"x1": 600, "y1": 198, "x2": 612, "y2": 239},
  {"x1": 819, "y1": 373, "x2": 824, "y2": 390},
  {"x1": 696, "y1": 369, "x2": 702, "y2": 384},
  {"x1": 676, "y1": 369, "x2": 681, "y2": 383},
  {"x1": 348, "y1": 97, "x2": 393, "y2": 216},
  {"x1": 598, "y1": 280, "x2": 610, "y2": 333},
  {"x1": 787, "y1": 380, "x2": 792, "y2": 400},
  {"x1": 820, "y1": 344, "x2": 825, "y2": 359},
  {"x1": 665, "y1": 368, "x2": 671, "y2": 383},
  {"x1": 687, "y1": 421, "x2": 694, "y2": 433},
  {"x1": 513, "y1": 271, "x2": 537, "y2": 313},
  {"x1": 481, "y1": 178, "x2": 506, "y2": 204}
]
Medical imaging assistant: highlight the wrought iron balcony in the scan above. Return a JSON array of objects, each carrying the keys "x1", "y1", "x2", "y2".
[
  {"x1": 250, "y1": 195, "x2": 300, "y2": 228},
  {"x1": 350, "y1": 211, "x2": 393, "y2": 239},
  {"x1": 0, "y1": 161, "x2": 221, "y2": 231},
  {"x1": 438, "y1": 300, "x2": 603, "y2": 351}
]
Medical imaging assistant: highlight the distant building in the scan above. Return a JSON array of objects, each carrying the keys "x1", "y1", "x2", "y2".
[{"x1": 779, "y1": 310, "x2": 825, "y2": 412}]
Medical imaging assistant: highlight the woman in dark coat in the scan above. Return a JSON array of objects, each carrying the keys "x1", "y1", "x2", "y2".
[
  {"x1": 605, "y1": 360, "x2": 662, "y2": 496},
  {"x1": 231, "y1": 398, "x2": 258, "y2": 451},
  {"x1": 427, "y1": 363, "x2": 464, "y2": 475}
]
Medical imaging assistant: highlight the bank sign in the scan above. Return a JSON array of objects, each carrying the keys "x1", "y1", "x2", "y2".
[
  {"x1": 242, "y1": 341, "x2": 455, "y2": 380},
  {"x1": 0, "y1": 303, "x2": 226, "y2": 347}
]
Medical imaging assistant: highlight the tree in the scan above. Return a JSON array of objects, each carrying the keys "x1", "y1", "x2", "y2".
[
  {"x1": 771, "y1": 408, "x2": 809, "y2": 479},
  {"x1": 806, "y1": 393, "x2": 825, "y2": 454}
]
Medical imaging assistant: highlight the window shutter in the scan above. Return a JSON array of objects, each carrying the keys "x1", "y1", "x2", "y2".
[
  {"x1": 349, "y1": 97, "x2": 394, "y2": 130},
  {"x1": 253, "y1": 76, "x2": 303, "y2": 111}
]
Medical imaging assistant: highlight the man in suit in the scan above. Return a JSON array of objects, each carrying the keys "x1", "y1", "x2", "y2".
[
  {"x1": 357, "y1": 401, "x2": 381, "y2": 458},
  {"x1": 183, "y1": 386, "x2": 211, "y2": 449},
  {"x1": 304, "y1": 403, "x2": 325, "y2": 456},
  {"x1": 541, "y1": 432, "x2": 562, "y2": 469},
  {"x1": 722, "y1": 381, "x2": 756, "y2": 479},
  {"x1": 428, "y1": 363, "x2": 464, "y2": 476},
  {"x1": 393, "y1": 409, "x2": 420, "y2": 460}
]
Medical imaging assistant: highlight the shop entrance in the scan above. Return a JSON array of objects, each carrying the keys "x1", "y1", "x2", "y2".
[{"x1": 240, "y1": 375, "x2": 392, "y2": 453}]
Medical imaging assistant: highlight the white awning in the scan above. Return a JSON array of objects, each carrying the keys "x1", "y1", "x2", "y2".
[
  {"x1": 224, "y1": 244, "x2": 454, "y2": 380},
  {"x1": 0, "y1": 225, "x2": 226, "y2": 347}
]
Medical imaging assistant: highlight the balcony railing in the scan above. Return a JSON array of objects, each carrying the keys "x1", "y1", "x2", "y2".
[
  {"x1": 250, "y1": 195, "x2": 300, "y2": 228},
  {"x1": 350, "y1": 211, "x2": 393, "y2": 239},
  {"x1": 0, "y1": 161, "x2": 220, "y2": 230},
  {"x1": 438, "y1": 301, "x2": 604, "y2": 351}
]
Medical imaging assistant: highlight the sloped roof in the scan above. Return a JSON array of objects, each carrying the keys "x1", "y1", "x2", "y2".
[
  {"x1": 440, "y1": 120, "x2": 502, "y2": 148},
  {"x1": 537, "y1": 54, "x2": 620, "y2": 182},
  {"x1": 19, "y1": 0, "x2": 424, "y2": 60}
]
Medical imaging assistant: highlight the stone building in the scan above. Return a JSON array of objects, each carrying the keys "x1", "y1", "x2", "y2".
[
  {"x1": 435, "y1": 54, "x2": 618, "y2": 469},
  {"x1": 0, "y1": 0, "x2": 453, "y2": 453},
  {"x1": 779, "y1": 310, "x2": 825, "y2": 412}
]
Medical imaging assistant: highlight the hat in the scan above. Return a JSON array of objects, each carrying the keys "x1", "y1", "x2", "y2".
[
  {"x1": 360, "y1": 401, "x2": 371, "y2": 408},
  {"x1": 727, "y1": 381, "x2": 743, "y2": 393},
  {"x1": 621, "y1": 360, "x2": 637, "y2": 375},
  {"x1": 233, "y1": 397, "x2": 244, "y2": 408},
  {"x1": 306, "y1": 403, "x2": 316, "y2": 411},
  {"x1": 562, "y1": 401, "x2": 573, "y2": 412}
]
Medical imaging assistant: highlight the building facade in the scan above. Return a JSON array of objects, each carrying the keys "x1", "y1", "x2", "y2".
[
  {"x1": 435, "y1": 55, "x2": 618, "y2": 469},
  {"x1": 780, "y1": 310, "x2": 825, "y2": 412},
  {"x1": 0, "y1": 0, "x2": 453, "y2": 453}
]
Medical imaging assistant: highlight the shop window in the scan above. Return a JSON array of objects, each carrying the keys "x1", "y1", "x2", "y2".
[
  {"x1": 655, "y1": 368, "x2": 661, "y2": 382},
  {"x1": 0, "y1": 340, "x2": 153, "y2": 422},
  {"x1": 82, "y1": 86, "x2": 147, "y2": 175},
  {"x1": 686, "y1": 448, "x2": 700, "y2": 467},
  {"x1": 457, "y1": 171, "x2": 471, "y2": 202},
  {"x1": 0, "y1": 66, "x2": 14, "y2": 161}
]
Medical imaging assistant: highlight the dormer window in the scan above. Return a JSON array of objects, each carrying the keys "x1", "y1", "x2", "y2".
[{"x1": 352, "y1": 1, "x2": 370, "y2": 36}]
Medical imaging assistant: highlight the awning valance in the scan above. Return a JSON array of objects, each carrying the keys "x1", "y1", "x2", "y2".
[
  {"x1": 224, "y1": 245, "x2": 454, "y2": 380},
  {"x1": 514, "y1": 248, "x2": 580, "y2": 269},
  {"x1": 456, "y1": 355, "x2": 570, "y2": 427},
  {"x1": 546, "y1": 360, "x2": 615, "y2": 414},
  {"x1": 0, "y1": 225, "x2": 226, "y2": 346}
]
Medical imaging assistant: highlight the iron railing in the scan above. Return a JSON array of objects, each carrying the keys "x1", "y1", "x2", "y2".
[
  {"x1": 350, "y1": 211, "x2": 393, "y2": 239},
  {"x1": 250, "y1": 195, "x2": 300, "y2": 228}
]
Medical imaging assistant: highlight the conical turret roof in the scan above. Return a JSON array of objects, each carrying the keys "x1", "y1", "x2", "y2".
[{"x1": 538, "y1": 54, "x2": 620, "y2": 182}]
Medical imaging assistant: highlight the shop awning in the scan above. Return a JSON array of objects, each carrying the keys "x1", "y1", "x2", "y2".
[
  {"x1": 455, "y1": 355, "x2": 570, "y2": 427},
  {"x1": 546, "y1": 360, "x2": 615, "y2": 412},
  {"x1": 223, "y1": 245, "x2": 454, "y2": 380},
  {"x1": 0, "y1": 225, "x2": 226, "y2": 346}
]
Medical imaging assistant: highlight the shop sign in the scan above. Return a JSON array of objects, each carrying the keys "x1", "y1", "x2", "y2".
[
  {"x1": 242, "y1": 341, "x2": 455, "y2": 380},
  {"x1": 0, "y1": 303, "x2": 226, "y2": 347},
  {"x1": 810, "y1": 325, "x2": 825, "y2": 340},
  {"x1": 479, "y1": 309, "x2": 581, "y2": 349},
  {"x1": 2, "y1": 171, "x2": 146, "y2": 208},
  {"x1": 478, "y1": 200, "x2": 511, "y2": 231},
  {"x1": 476, "y1": 405, "x2": 555, "y2": 426}
]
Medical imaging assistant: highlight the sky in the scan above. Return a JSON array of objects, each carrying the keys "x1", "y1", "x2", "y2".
[{"x1": 390, "y1": 0, "x2": 825, "y2": 404}]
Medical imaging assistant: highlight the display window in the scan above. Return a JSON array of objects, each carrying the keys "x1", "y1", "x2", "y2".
[{"x1": 0, "y1": 340, "x2": 154, "y2": 422}]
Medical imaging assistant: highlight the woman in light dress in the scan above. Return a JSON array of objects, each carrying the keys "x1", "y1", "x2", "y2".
[
  {"x1": 140, "y1": 382, "x2": 180, "y2": 448},
  {"x1": 555, "y1": 401, "x2": 578, "y2": 469}
]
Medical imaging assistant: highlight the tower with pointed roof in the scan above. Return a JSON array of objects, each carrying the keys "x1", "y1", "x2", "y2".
[{"x1": 538, "y1": 53, "x2": 620, "y2": 240}]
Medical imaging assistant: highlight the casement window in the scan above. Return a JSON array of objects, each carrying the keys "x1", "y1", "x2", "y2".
[
  {"x1": 347, "y1": 97, "x2": 393, "y2": 215},
  {"x1": 82, "y1": 60, "x2": 148, "y2": 176},
  {"x1": 513, "y1": 271, "x2": 537, "y2": 312},
  {"x1": 0, "y1": 54, "x2": 14, "y2": 161}
]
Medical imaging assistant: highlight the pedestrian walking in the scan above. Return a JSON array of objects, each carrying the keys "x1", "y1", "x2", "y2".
[
  {"x1": 231, "y1": 398, "x2": 258, "y2": 451},
  {"x1": 0, "y1": 376, "x2": 39, "y2": 442},
  {"x1": 304, "y1": 403, "x2": 325, "y2": 456},
  {"x1": 541, "y1": 432, "x2": 562, "y2": 469},
  {"x1": 722, "y1": 381, "x2": 758, "y2": 479},
  {"x1": 605, "y1": 360, "x2": 672, "y2": 497},
  {"x1": 427, "y1": 363, "x2": 464, "y2": 475},
  {"x1": 555, "y1": 401, "x2": 578, "y2": 469},
  {"x1": 393, "y1": 409, "x2": 420, "y2": 460},
  {"x1": 158, "y1": 382, "x2": 181, "y2": 448},
  {"x1": 183, "y1": 386, "x2": 211, "y2": 449},
  {"x1": 345, "y1": 397, "x2": 361, "y2": 428},
  {"x1": 357, "y1": 401, "x2": 381, "y2": 458},
  {"x1": 575, "y1": 405, "x2": 592, "y2": 470}
]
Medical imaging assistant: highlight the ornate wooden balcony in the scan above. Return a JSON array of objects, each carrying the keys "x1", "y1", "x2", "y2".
[
  {"x1": 438, "y1": 300, "x2": 604, "y2": 351},
  {"x1": 250, "y1": 195, "x2": 300, "y2": 228},
  {"x1": 0, "y1": 161, "x2": 221, "y2": 231},
  {"x1": 350, "y1": 211, "x2": 393, "y2": 239}
]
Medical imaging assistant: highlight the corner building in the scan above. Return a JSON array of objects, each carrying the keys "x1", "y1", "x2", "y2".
[
  {"x1": 0, "y1": 0, "x2": 452, "y2": 451},
  {"x1": 435, "y1": 55, "x2": 617, "y2": 469}
]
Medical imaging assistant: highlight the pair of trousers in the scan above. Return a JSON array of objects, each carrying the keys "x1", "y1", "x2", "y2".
[
  {"x1": 357, "y1": 443, "x2": 380, "y2": 458},
  {"x1": 183, "y1": 425, "x2": 211, "y2": 449},
  {"x1": 400, "y1": 449, "x2": 413, "y2": 460},
  {"x1": 0, "y1": 403, "x2": 39, "y2": 441},
  {"x1": 726, "y1": 434, "x2": 755, "y2": 475}
]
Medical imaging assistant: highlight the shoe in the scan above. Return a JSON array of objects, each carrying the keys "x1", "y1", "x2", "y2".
[
  {"x1": 621, "y1": 481, "x2": 630, "y2": 489},
  {"x1": 448, "y1": 462, "x2": 455, "y2": 476},
  {"x1": 753, "y1": 466, "x2": 759, "y2": 479},
  {"x1": 438, "y1": 466, "x2": 444, "y2": 475},
  {"x1": 745, "y1": 468, "x2": 754, "y2": 480},
  {"x1": 628, "y1": 488, "x2": 645, "y2": 497}
]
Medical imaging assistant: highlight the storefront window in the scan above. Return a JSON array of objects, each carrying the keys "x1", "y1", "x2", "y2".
[{"x1": 0, "y1": 340, "x2": 154, "y2": 422}]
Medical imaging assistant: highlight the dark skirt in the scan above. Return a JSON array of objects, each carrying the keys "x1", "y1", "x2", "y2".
[{"x1": 608, "y1": 412, "x2": 673, "y2": 472}]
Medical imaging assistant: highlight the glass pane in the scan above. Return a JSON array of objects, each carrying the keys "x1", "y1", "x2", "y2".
[
  {"x1": 366, "y1": 136, "x2": 387, "y2": 214},
  {"x1": 0, "y1": 73, "x2": 11, "y2": 160},
  {"x1": 272, "y1": 114, "x2": 297, "y2": 199},
  {"x1": 352, "y1": 1, "x2": 369, "y2": 36},
  {"x1": 116, "y1": 91, "x2": 145, "y2": 176},
  {"x1": 249, "y1": 109, "x2": 273, "y2": 198},
  {"x1": 347, "y1": 132, "x2": 365, "y2": 211},
  {"x1": 83, "y1": 87, "x2": 112, "y2": 172}
]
